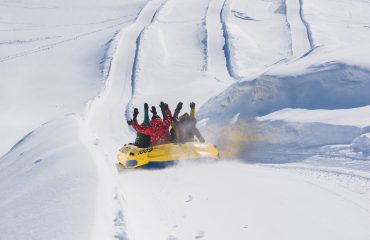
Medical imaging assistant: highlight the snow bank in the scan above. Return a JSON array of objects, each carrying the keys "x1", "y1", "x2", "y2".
[
  {"x1": 198, "y1": 62, "x2": 370, "y2": 162},
  {"x1": 351, "y1": 133, "x2": 370, "y2": 156},
  {"x1": 0, "y1": 115, "x2": 124, "y2": 240},
  {"x1": 199, "y1": 63, "x2": 370, "y2": 123},
  {"x1": 0, "y1": 117, "x2": 97, "y2": 239}
]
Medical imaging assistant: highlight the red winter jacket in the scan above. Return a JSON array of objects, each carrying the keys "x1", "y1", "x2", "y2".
[{"x1": 132, "y1": 108, "x2": 172, "y2": 146}]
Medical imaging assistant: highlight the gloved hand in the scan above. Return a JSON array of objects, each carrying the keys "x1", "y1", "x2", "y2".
[
  {"x1": 144, "y1": 103, "x2": 149, "y2": 111},
  {"x1": 133, "y1": 108, "x2": 139, "y2": 121},
  {"x1": 133, "y1": 108, "x2": 139, "y2": 117},
  {"x1": 163, "y1": 103, "x2": 169, "y2": 110},
  {"x1": 159, "y1": 101, "x2": 165, "y2": 110},
  {"x1": 190, "y1": 102, "x2": 195, "y2": 109},
  {"x1": 176, "y1": 102, "x2": 183, "y2": 111},
  {"x1": 127, "y1": 120, "x2": 133, "y2": 126},
  {"x1": 151, "y1": 106, "x2": 157, "y2": 115}
]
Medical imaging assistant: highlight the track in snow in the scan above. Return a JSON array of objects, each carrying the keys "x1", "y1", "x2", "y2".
[
  {"x1": 205, "y1": 0, "x2": 232, "y2": 82},
  {"x1": 299, "y1": 0, "x2": 314, "y2": 50},
  {"x1": 86, "y1": 0, "x2": 169, "y2": 157},
  {"x1": 284, "y1": 0, "x2": 313, "y2": 57}
]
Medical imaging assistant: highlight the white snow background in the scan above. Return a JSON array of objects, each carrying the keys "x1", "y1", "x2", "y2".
[{"x1": 1, "y1": 0, "x2": 370, "y2": 239}]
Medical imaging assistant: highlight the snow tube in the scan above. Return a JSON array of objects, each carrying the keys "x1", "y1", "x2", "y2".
[{"x1": 117, "y1": 142, "x2": 219, "y2": 169}]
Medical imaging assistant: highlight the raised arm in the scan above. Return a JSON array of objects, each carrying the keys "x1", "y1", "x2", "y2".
[
  {"x1": 143, "y1": 103, "x2": 150, "y2": 126},
  {"x1": 173, "y1": 102, "x2": 182, "y2": 120},
  {"x1": 159, "y1": 102, "x2": 167, "y2": 119},
  {"x1": 190, "y1": 102, "x2": 195, "y2": 119},
  {"x1": 163, "y1": 105, "x2": 172, "y2": 128}
]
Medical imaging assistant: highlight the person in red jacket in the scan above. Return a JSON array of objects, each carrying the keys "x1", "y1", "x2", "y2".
[{"x1": 128, "y1": 104, "x2": 172, "y2": 146}]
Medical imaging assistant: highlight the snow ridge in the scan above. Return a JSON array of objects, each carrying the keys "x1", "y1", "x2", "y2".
[
  {"x1": 126, "y1": 28, "x2": 145, "y2": 120},
  {"x1": 200, "y1": 62, "x2": 370, "y2": 120},
  {"x1": 100, "y1": 31, "x2": 120, "y2": 85}
]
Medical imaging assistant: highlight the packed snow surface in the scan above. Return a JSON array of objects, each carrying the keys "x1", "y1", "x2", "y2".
[
  {"x1": 121, "y1": 162, "x2": 370, "y2": 240},
  {"x1": 1, "y1": 0, "x2": 370, "y2": 239}
]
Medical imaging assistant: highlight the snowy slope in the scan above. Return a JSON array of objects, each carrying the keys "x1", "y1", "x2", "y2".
[
  {"x1": 0, "y1": 117, "x2": 103, "y2": 239},
  {"x1": 0, "y1": 1, "x2": 147, "y2": 239},
  {"x1": 0, "y1": 0, "x2": 145, "y2": 156},
  {"x1": 2, "y1": 0, "x2": 370, "y2": 239}
]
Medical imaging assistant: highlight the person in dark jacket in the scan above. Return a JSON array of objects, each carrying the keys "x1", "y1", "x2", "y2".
[
  {"x1": 132, "y1": 103, "x2": 151, "y2": 148},
  {"x1": 128, "y1": 104, "x2": 172, "y2": 146},
  {"x1": 172, "y1": 102, "x2": 205, "y2": 143}
]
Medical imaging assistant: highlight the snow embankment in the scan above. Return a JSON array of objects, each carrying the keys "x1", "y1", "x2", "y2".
[
  {"x1": 0, "y1": 116, "x2": 122, "y2": 240},
  {"x1": 199, "y1": 63, "x2": 370, "y2": 123},
  {"x1": 351, "y1": 133, "x2": 370, "y2": 156},
  {"x1": 255, "y1": 106, "x2": 370, "y2": 158}
]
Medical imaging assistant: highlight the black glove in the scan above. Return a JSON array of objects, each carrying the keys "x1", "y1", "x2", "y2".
[
  {"x1": 176, "y1": 102, "x2": 183, "y2": 111},
  {"x1": 127, "y1": 120, "x2": 133, "y2": 126},
  {"x1": 133, "y1": 108, "x2": 139, "y2": 121},
  {"x1": 133, "y1": 108, "x2": 139, "y2": 117},
  {"x1": 159, "y1": 101, "x2": 165, "y2": 110},
  {"x1": 190, "y1": 102, "x2": 195, "y2": 109},
  {"x1": 151, "y1": 106, "x2": 157, "y2": 115},
  {"x1": 144, "y1": 103, "x2": 149, "y2": 111}
]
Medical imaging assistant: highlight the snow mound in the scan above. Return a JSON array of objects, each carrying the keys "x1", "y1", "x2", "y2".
[
  {"x1": 351, "y1": 133, "x2": 370, "y2": 156},
  {"x1": 199, "y1": 63, "x2": 370, "y2": 124},
  {"x1": 198, "y1": 62, "x2": 370, "y2": 163}
]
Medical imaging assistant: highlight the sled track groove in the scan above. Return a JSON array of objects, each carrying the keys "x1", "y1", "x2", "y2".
[
  {"x1": 220, "y1": 0, "x2": 241, "y2": 80},
  {"x1": 299, "y1": 0, "x2": 314, "y2": 50},
  {"x1": 83, "y1": 1, "x2": 171, "y2": 238},
  {"x1": 124, "y1": 0, "x2": 170, "y2": 120},
  {"x1": 100, "y1": 31, "x2": 120, "y2": 85},
  {"x1": 125, "y1": 29, "x2": 144, "y2": 120}
]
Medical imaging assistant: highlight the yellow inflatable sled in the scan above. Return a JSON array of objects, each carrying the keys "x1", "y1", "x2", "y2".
[{"x1": 117, "y1": 142, "x2": 219, "y2": 169}]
